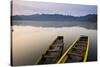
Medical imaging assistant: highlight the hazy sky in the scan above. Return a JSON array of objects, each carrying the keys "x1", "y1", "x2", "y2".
[{"x1": 12, "y1": 0, "x2": 97, "y2": 16}]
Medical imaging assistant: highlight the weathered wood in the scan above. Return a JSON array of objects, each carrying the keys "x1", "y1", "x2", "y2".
[{"x1": 36, "y1": 36, "x2": 64, "y2": 64}]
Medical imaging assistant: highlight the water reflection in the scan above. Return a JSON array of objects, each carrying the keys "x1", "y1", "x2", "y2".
[
  {"x1": 12, "y1": 26, "x2": 97, "y2": 66},
  {"x1": 13, "y1": 20, "x2": 97, "y2": 30}
]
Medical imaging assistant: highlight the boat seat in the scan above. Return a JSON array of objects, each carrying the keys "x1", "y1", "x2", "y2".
[
  {"x1": 72, "y1": 46, "x2": 86, "y2": 51},
  {"x1": 43, "y1": 55, "x2": 55, "y2": 58},
  {"x1": 66, "y1": 56, "x2": 83, "y2": 62},
  {"x1": 52, "y1": 44, "x2": 63, "y2": 47},
  {"x1": 68, "y1": 52, "x2": 83, "y2": 57},
  {"x1": 47, "y1": 49, "x2": 60, "y2": 52}
]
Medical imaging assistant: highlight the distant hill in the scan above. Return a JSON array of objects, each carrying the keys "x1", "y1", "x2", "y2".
[{"x1": 11, "y1": 14, "x2": 97, "y2": 22}]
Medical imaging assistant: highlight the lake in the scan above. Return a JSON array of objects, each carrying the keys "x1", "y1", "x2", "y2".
[{"x1": 12, "y1": 21, "x2": 97, "y2": 66}]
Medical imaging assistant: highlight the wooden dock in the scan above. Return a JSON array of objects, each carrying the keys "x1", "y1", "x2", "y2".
[
  {"x1": 57, "y1": 35, "x2": 89, "y2": 63},
  {"x1": 36, "y1": 36, "x2": 64, "y2": 64}
]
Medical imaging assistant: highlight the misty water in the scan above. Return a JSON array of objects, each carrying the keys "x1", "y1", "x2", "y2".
[{"x1": 12, "y1": 21, "x2": 97, "y2": 66}]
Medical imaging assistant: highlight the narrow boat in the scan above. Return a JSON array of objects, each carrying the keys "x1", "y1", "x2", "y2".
[
  {"x1": 57, "y1": 35, "x2": 89, "y2": 63},
  {"x1": 36, "y1": 36, "x2": 64, "y2": 64}
]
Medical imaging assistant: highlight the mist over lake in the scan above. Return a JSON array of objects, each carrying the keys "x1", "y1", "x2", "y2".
[
  {"x1": 12, "y1": 20, "x2": 97, "y2": 29},
  {"x1": 12, "y1": 20, "x2": 97, "y2": 66}
]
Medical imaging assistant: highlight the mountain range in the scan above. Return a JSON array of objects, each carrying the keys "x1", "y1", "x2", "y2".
[{"x1": 12, "y1": 14, "x2": 97, "y2": 22}]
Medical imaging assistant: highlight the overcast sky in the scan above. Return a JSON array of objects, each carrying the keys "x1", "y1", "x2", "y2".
[{"x1": 12, "y1": 0, "x2": 97, "y2": 16}]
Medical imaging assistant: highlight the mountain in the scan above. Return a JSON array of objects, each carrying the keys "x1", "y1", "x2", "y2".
[{"x1": 11, "y1": 14, "x2": 97, "y2": 22}]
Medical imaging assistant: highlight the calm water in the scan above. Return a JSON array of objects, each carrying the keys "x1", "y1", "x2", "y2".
[
  {"x1": 12, "y1": 21, "x2": 97, "y2": 66},
  {"x1": 13, "y1": 20, "x2": 97, "y2": 29}
]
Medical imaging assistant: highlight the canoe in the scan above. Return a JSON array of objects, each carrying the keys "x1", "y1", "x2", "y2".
[
  {"x1": 36, "y1": 36, "x2": 64, "y2": 64},
  {"x1": 57, "y1": 35, "x2": 89, "y2": 63}
]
